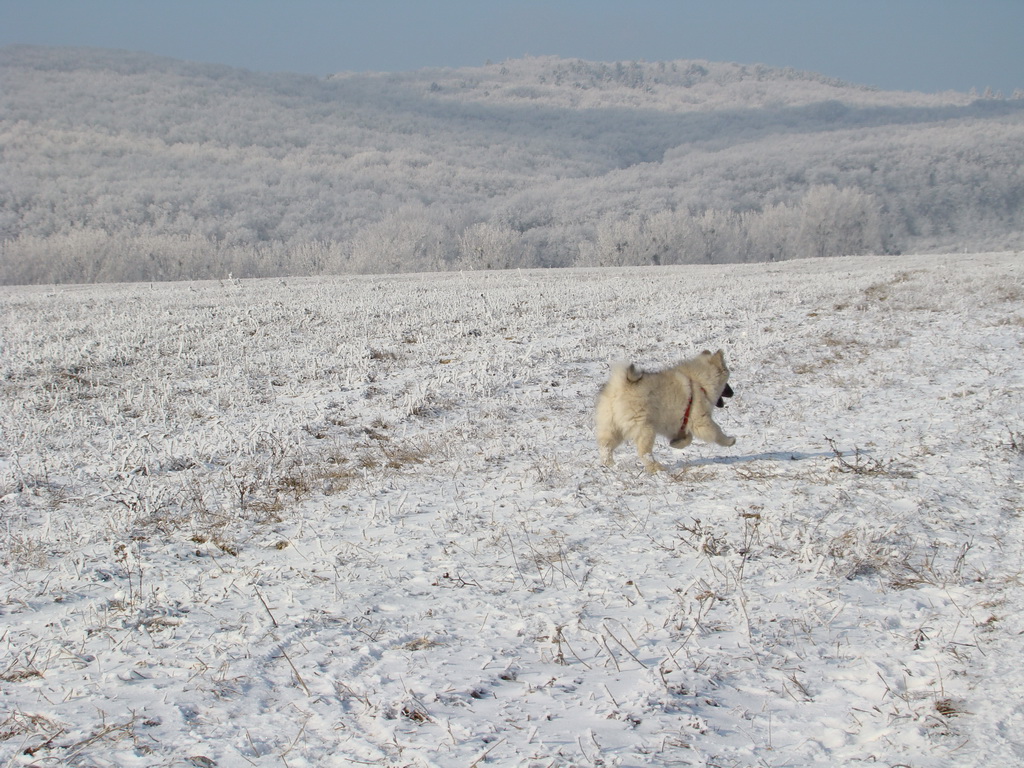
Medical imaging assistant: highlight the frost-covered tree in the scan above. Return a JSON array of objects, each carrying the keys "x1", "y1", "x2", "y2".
[
  {"x1": 796, "y1": 185, "x2": 885, "y2": 259},
  {"x1": 586, "y1": 216, "x2": 653, "y2": 266},
  {"x1": 456, "y1": 222, "x2": 522, "y2": 270},
  {"x1": 348, "y1": 208, "x2": 451, "y2": 275}
]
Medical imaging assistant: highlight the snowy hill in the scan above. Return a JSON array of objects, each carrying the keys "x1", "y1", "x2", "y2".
[
  {"x1": 1, "y1": 252, "x2": 1022, "y2": 765},
  {"x1": 1, "y1": 46, "x2": 1023, "y2": 283}
]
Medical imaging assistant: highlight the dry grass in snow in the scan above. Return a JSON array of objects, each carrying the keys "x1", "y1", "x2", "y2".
[{"x1": 1, "y1": 252, "x2": 1022, "y2": 766}]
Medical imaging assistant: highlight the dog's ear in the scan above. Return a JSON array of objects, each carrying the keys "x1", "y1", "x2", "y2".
[{"x1": 712, "y1": 349, "x2": 726, "y2": 364}]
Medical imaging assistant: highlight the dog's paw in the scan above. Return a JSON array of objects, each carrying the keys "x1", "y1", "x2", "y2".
[
  {"x1": 723, "y1": 436, "x2": 736, "y2": 447},
  {"x1": 641, "y1": 454, "x2": 666, "y2": 473},
  {"x1": 670, "y1": 437, "x2": 692, "y2": 450}
]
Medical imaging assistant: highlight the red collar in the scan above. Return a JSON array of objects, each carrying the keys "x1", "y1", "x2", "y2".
[
  {"x1": 680, "y1": 393, "x2": 694, "y2": 432},
  {"x1": 680, "y1": 387, "x2": 707, "y2": 433}
]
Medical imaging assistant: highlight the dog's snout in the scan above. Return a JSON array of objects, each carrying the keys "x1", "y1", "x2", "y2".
[{"x1": 716, "y1": 382, "x2": 734, "y2": 407}]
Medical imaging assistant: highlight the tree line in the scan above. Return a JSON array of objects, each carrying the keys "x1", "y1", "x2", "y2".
[{"x1": 1, "y1": 47, "x2": 1021, "y2": 283}]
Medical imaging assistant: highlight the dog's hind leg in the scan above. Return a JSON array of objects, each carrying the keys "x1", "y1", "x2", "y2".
[
  {"x1": 634, "y1": 429, "x2": 665, "y2": 472},
  {"x1": 596, "y1": 425, "x2": 622, "y2": 467}
]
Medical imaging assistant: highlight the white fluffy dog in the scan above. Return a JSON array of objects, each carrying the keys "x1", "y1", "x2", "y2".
[{"x1": 595, "y1": 349, "x2": 735, "y2": 472}]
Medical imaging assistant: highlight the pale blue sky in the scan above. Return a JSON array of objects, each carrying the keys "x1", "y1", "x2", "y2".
[{"x1": 2, "y1": 0, "x2": 1021, "y2": 95}]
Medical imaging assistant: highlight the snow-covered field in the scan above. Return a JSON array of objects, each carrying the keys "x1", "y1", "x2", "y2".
[{"x1": 1, "y1": 252, "x2": 1022, "y2": 767}]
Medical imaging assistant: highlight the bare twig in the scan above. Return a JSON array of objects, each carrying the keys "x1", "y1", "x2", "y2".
[{"x1": 254, "y1": 586, "x2": 278, "y2": 628}]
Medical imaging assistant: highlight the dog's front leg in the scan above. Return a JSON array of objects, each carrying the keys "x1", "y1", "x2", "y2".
[
  {"x1": 706, "y1": 424, "x2": 736, "y2": 447},
  {"x1": 692, "y1": 417, "x2": 736, "y2": 447}
]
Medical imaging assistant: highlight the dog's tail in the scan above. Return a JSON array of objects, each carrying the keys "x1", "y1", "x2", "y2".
[{"x1": 609, "y1": 361, "x2": 644, "y2": 384}]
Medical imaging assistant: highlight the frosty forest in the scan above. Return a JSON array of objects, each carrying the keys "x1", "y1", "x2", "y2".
[{"x1": 1, "y1": 46, "x2": 1023, "y2": 284}]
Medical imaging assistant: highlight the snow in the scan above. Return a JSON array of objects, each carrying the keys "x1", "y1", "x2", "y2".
[{"x1": 1, "y1": 252, "x2": 1022, "y2": 766}]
